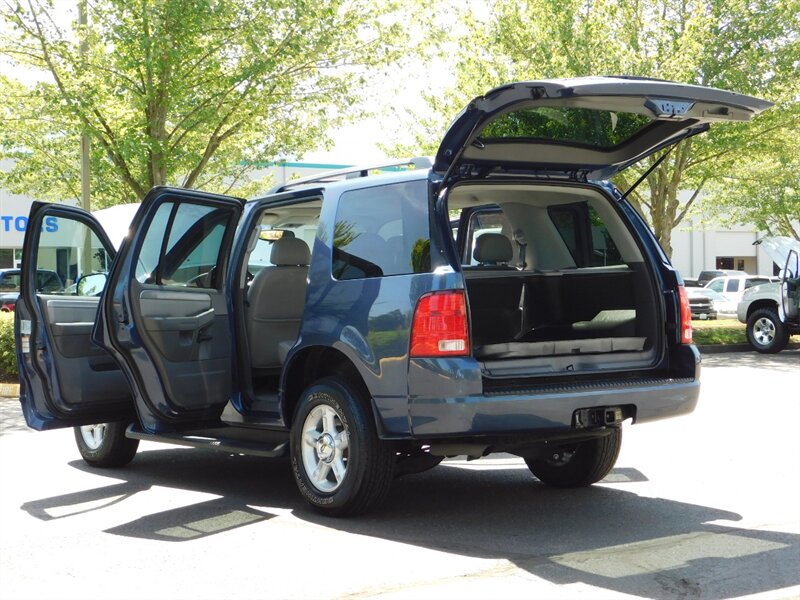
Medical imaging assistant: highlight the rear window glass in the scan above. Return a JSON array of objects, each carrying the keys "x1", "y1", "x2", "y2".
[
  {"x1": 332, "y1": 180, "x2": 430, "y2": 280},
  {"x1": 480, "y1": 107, "x2": 653, "y2": 148}
]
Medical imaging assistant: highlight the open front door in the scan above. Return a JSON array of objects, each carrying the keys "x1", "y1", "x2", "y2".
[
  {"x1": 95, "y1": 188, "x2": 243, "y2": 433},
  {"x1": 16, "y1": 202, "x2": 132, "y2": 430}
]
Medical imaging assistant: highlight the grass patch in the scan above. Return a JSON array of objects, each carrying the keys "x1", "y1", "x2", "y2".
[{"x1": 691, "y1": 318, "x2": 747, "y2": 345}]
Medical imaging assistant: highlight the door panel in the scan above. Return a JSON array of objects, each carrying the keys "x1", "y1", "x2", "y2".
[
  {"x1": 15, "y1": 203, "x2": 132, "y2": 430},
  {"x1": 96, "y1": 188, "x2": 243, "y2": 433}
]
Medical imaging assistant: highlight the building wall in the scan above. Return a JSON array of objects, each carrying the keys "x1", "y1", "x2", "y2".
[{"x1": 671, "y1": 222, "x2": 778, "y2": 278}]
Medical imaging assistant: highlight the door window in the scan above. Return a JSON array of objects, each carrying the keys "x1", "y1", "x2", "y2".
[
  {"x1": 725, "y1": 279, "x2": 741, "y2": 293},
  {"x1": 135, "y1": 202, "x2": 232, "y2": 288},
  {"x1": 35, "y1": 216, "x2": 112, "y2": 296}
]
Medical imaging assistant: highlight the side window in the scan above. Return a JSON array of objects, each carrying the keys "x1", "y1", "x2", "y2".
[
  {"x1": 549, "y1": 203, "x2": 623, "y2": 268},
  {"x1": 549, "y1": 206, "x2": 580, "y2": 263},
  {"x1": 135, "y1": 201, "x2": 233, "y2": 288},
  {"x1": 588, "y1": 206, "x2": 623, "y2": 266},
  {"x1": 332, "y1": 180, "x2": 429, "y2": 280},
  {"x1": 36, "y1": 216, "x2": 112, "y2": 296},
  {"x1": 726, "y1": 279, "x2": 740, "y2": 293}
]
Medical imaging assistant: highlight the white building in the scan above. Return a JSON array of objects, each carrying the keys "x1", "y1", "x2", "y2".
[{"x1": 671, "y1": 219, "x2": 780, "y2": 278}]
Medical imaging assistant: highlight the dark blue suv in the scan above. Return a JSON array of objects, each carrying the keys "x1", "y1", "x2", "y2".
[{"x1": 15, "y1": 77, "x2": 770, "y2": 515}]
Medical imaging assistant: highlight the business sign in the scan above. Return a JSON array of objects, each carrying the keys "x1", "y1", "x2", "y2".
[{"x1": 0, "y1": 196, "x2": 79, "y2": 248}]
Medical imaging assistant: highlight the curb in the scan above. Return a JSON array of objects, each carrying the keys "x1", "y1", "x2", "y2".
[
  {"x1": 697, "y1": 344, "x2": 754, "y2": 354},
  {"x1": 0, "y1": 382, "x2": 20, "y2": 399},
  {"x1": 697, "y1": 342, "x2": 800, "y2": 354}
]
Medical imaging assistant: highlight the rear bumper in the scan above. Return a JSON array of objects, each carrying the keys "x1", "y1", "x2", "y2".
[
  {"x1": 404, "y1": 356, "x2": 700, "y2": 438},
  {"x1": 408, "y1": 378, "x2": 699, "y2": 437}
]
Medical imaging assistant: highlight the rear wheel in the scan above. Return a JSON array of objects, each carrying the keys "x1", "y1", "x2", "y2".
[
  {"x1": 74, "y1": 422, "x2": 139, "y2": 468},
  {"x1": 290, "y1": 377, "x2": 394, "y2": 516},
  {"x1": 526, "y1": 428, "x2": 622, "y2": 487},
  {"x1": 746, "y1": 307, "x2": 789, "y2": 354}
]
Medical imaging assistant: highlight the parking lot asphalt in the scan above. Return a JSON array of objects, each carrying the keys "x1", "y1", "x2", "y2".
[{"x1": 0, "y1": 349, "x2": 798, "y2": 600}]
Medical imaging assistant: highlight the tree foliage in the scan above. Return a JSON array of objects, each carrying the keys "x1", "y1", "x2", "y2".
[
  {"x1": 703, "y1": 126, "x2": 800, "y2": 239},
  {"x1": 388, "y1": 0, "x2": 800, "y2": 256},
  {"x1": 0, "y1": 0, "x2": 422, "y2": 207}
]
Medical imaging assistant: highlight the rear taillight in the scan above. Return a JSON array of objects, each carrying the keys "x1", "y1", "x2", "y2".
[
  {"x1": 410, "y1": 291, "x2": 470, "y2": 357},
  {"x1": 678, "y1": 286, "x2": 693, "y2": 344}
]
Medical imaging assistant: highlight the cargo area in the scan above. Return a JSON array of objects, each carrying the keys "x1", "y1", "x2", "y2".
[{"x1": 448, "y1": 182, "x2": 661, "y2": 376}]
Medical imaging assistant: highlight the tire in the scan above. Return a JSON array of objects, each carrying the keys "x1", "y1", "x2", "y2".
[
  {"x1": 525, "y1": 427, "x2": 622, "y2": 488},
  {"x1": 290, "y1": 377, "x2": 394, "y2": 517},
  {"x1": 74, "y1": 422, "x2": 139, "y2": 468},
  {"x1": 746, "y1": 307, "x2": 789, "y2": 354}
]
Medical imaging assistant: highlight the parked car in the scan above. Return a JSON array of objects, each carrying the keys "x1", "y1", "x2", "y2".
[
  {"x1": 686, "y1": 287, "x2": 717, "y2": 320},
  {"x1": 15, "y1": 77, "x2": 771, "y2": 515},
  {"x1": 738, "y1": 237, "x2": 800, "y2": 353},
  {"x1": 696, "y1": 269, "x2": 744, "y2": 287},
  {"x1": 704, "y1": 274, "x2": 779, "y2": 307},
  {"x1": 0, "y1": 268, "x2": 64, "y2": 312}
]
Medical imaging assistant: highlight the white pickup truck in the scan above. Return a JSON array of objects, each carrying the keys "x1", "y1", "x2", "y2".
[{"x1": 737, "y1": 237, "x2": 800, "y2": 353}]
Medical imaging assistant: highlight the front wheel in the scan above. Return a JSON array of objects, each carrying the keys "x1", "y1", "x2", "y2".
[
  {"x1": 74, "y1": 422, "x2": 139, "y2": 468},
  {"x1": 746, "y1": 307, "x2": 789, "y2": 354},
  {"x1": 290, "y1": 377, "x2": 394, "y2": 516},
  {"x1": 525, "y1": 428, "x2": 622, "y2": 487}
]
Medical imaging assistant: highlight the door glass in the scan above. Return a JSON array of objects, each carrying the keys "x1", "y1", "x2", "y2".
[
  {"x1": 135, "y1": 203, "x2": 172, "y2": 283},
  {"x1": 136, "y1": 201, "x2": 231, "y2": 288},
  {"x1": 725, "y1": 279, "x2": 740, "y2": 293},
  {"x1": 36, "y1": 217, "x2": 112, "y2": 296}
]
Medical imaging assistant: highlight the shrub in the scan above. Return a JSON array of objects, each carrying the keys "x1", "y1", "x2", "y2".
[{"x1": 0, "y1": 312, "x2": 17, "y2": 379}]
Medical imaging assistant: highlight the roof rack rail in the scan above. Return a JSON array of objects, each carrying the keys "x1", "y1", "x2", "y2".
[{"x1": 269, "y1": 157, "x2": 432, "y2": 194}]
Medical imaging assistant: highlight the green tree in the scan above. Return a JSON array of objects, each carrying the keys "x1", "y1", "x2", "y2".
[
  {"x1": 0, "y1": 0, "x2": 422, "y2": 207},
  {"x1": 388, "y1": 0, "x2": 800, "y2": 257},
  {"x1": 704, "y1": 127, "x2": 800, "y2": 240}
]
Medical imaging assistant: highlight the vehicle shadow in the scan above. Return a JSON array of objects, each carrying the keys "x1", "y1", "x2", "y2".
[{"x1": 20, "y1": 447, "x2": 800, "y2": 599}]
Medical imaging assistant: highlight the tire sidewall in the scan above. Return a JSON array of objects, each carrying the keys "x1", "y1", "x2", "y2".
[
  {"x1": 73, "y1": 421, "x2": 138, "y2": 467},
  {"x1": 747, "y1": 308, "x2": 788, "y2": 353},
  {"x1": 289, "y1": 379, "x2": 369, "y2": 512}
]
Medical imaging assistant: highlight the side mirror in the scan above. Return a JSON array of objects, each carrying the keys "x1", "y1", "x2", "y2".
[{"x1": 76, "y1": 273, "x2": 107, "y2": 297}]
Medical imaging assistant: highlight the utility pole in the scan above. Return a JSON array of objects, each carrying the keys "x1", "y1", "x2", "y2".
[
  {"x1": 79, "y1": 0, "x2": 90, "y2": 213},
  {"x1": 78, "y1": 0, "x2": 91, "y2": 282}
]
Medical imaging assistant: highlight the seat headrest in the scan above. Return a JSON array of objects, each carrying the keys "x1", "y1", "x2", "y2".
[
  {"x1": 473, "y1": 233, "x2": 513, "y2": 265},
  {"x1": 270, "y1": 237, "x2": 310, "y2": 266}
]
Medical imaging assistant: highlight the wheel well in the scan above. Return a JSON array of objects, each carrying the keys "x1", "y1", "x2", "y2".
[
  {"x1": 747, "y1": 299, "x2": 778, "y2": 319},
  {"x1": 283, "y1": 346, "x2": 372, "y2": 426}
]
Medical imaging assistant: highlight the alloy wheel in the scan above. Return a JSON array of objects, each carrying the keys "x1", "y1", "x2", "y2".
[
  {"x1": 753, "y1": 317, "x2": 776, "y2": 346},
  {"x1": 300, "y1": 405, "x2": 350, "y2": 493},
  {"x1": 79, "y1": 424, "x2": 107, "y2": 450}
]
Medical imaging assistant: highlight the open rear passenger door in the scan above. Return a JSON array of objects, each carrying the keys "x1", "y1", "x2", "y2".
[{"x1": 95, "y1": 188, "x2": 244, "y2": 433}]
